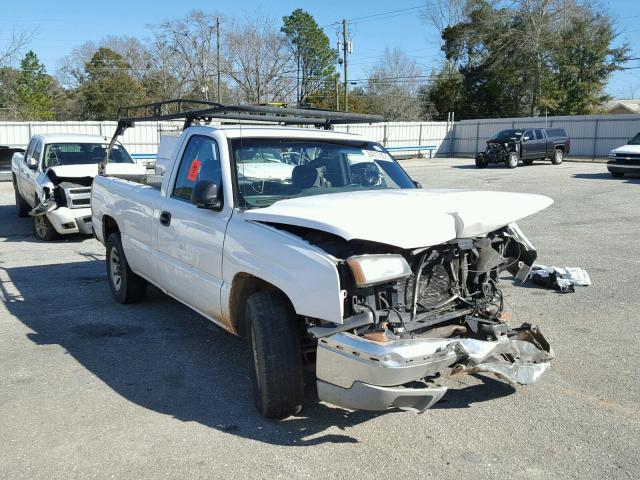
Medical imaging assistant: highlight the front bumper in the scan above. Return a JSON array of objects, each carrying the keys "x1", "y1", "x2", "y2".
[
  {"x1": 46, "y1": 207, "x2": 93, "y2": 235},
  {"x1": 316, "y1": 324, "x2": 553, "y2": 413},
  {"x1": 607, "y1": 161, "x2": 640, "y2": 174}
]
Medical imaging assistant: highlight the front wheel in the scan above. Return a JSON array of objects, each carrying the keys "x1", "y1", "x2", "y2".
[
  {"x1": 33, "y1": 215, "x2": 58, "y2": 241},
  {"x1": 106, "y1": 232, "x2": 147, "y2": 304},
  {"x1": 551, "y1": 149, "x2": 564, "y2": 165},
  {"x1": 610, "y1": 171, "x2": 624, "y2": 178},
  {"x1": 506, "y1": 152, "x2": 519, "y2": 169},
  {"x1": 475, "y1": 156, "x2": 489, "y2": 168},
  {"x1": 246, "y1": 290, "x2": 304, "y2": 418}
]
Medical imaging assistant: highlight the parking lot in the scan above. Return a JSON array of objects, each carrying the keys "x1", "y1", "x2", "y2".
[{"x1": 1, "y1": 158, "x2": 639, "y2": 480}]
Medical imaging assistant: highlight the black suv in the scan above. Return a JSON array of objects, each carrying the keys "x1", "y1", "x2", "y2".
[{"x1": 475, "y1": 128, "x2": 570, "y2": 168}]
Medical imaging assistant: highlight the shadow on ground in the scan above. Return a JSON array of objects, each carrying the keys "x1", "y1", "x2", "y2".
[
  {"x1": 573, "y1": 172, "x2": 640, "y2": 183},
  {"x1": 0, "y1": 197, "x2": 517, "y2": 445}
]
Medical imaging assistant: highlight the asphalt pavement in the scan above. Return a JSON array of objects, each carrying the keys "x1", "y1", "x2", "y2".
[{"x1": 0, "y1": 158, "x2": 638, "y2": 479}]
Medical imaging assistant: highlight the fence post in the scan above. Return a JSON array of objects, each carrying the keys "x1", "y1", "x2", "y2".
[
  {"x1": 27, "y1": 122, "x2": 32, "y2": 140},
  {"x1": 383, "y1": 124, "x2": 388, "y2": 147},
  {"x1": 99, "y1": 122, "x2": 103, "y2": 136},
  {"x1": 592, "y1": 118, "x2": 599, "y2": 159},
  {"x1": 418, "y1": 123, "x2": 423, "y2": 146},
  {"x1": 474, "y1": 122, "x2": 480, "y2": 153}
]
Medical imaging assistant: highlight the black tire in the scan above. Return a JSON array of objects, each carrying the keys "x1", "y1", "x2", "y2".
[
  {"x1": 523, "y1": 159, "x2": 534, "y2": 166},
  {"x1": 14, "y1": 182, "x2": 29, "y2": 217},
  {"x1": 246, "y1": 290, "x2": 304, "y2": 419},
  {"x1": 551, "y1": 149, "x2": 563, "y2": 165},
  {"x1": 475, "y1": 157, "x2": 489, "y2": 168},
  {"x1": 106, "y1": 232, "x2": 147, "y2": 304},
  {"x1": 33, "y1": 215, "x2": 58, "y2": 241},
  {"x1": 610, "y1": 171, "x2": 624, "y2": 178},
  {"x1": 506, "y1": 152, "x2": 519, "y2": 168}
]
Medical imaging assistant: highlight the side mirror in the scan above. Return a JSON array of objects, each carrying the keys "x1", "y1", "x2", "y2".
[
  {"x1": 191, "y1": 180, "x2": 222, "y2": 210},
  {"x1": 522, "y1": 136, "x2": 529, "y2": 142},
  {"x1": 26, "y1": 156, "x2": 38, "y2": 170},
  {"x1": 413, "y1": 180, "x2": 423, "y2": 189}
]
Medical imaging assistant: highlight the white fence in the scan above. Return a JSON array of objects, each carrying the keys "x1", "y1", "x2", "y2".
[
  {"x1": 0, "y1": 120, "x2": 454, "y2": 157},
  {"x1": 2, "y1": 114, "x2": 639, "y2": 158},
  {"x1": 452, "y1": 114, "x2": 640, "y2": 158}
]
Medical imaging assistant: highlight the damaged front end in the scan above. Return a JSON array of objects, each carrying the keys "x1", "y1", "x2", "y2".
[
  {"x1": 30, "y1": 170, "x2": 93, "y2": 235},
  {"x1": 303, "y1": 223, "x2": 554, "y2": 412}
]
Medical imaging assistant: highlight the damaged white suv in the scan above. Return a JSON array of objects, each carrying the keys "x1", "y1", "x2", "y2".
[
  {"x1": 11, "y1": 134, "x2": 145, "y2": 240},
  {"x1": 91, "y1": 102, "x2": 555, "y2": 418}
]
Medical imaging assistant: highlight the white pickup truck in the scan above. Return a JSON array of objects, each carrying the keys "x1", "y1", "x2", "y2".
[
  {"x1": 91, "y1": 104, "x2": 554, "y2": 418},
  {"x1": 11, "y1": 134, "x2": 145, "y2": 240}
]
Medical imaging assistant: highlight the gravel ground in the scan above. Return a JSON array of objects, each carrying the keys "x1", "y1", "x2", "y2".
[{"x1": 0, "y1": 158, "x2": 639, "y2": 480}]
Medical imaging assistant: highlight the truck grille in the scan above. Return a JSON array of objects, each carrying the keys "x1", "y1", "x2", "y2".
[
  {"x1": 610, "y1": 153, "x2": 640, "y2": 165},
  {"x1": 65, "y1": 187, "x2": 92, "y2": 208}
]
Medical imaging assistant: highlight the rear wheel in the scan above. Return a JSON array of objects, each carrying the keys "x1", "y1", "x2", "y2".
[
  {"x1": 106, "y1": 232, "x2": 147, "y2": 303},
  {"x1": 475, "y1": 156, "x2": 489, "y2": 168},
  {"x1": 246, "y1": 290, "x2": 304, "y2": 418},
  {"x1": 551, "y1": 149, "x2": 563, "y2": 165},
  {"x1": 506, "y1": 152, "x2": 519, "y2": 168},
  {"x1": 610, "y1": 171, "x2": 624, "y2": 178},
  {"x1": 33, "y1": 215, "x2": 58, "y2": 241},
  {"x1": 14, "y1": 183, "x2": 29, "y2": 217}
]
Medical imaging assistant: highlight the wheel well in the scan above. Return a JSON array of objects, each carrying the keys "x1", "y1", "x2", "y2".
[
  {"x1": 228, "y1": 273, "x2": 295, "y2": 338},
  {"x1": 555, "y1": 146, "x2": 564, "y2": 152},
  {"x1": 102, "y1": 215, "x2": 119, "y2": 241}
]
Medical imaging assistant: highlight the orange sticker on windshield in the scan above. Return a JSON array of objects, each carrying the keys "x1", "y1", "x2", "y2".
[{"x1": 187, "y1": 160, "x2": 202, "y2": 182}]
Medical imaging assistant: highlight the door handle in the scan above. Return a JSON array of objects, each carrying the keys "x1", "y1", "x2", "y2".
[{"x1": 160, "y1": 211, "x2": 171, "y2": 227}]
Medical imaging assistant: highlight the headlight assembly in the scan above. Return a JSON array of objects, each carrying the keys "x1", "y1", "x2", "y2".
[{"x1": 346, "y1": 254, "x2": 411, "y2": 288}]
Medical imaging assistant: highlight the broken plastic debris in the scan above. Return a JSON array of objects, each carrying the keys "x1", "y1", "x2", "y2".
[{"x1": 529, "y1": 265, "x2": 591, "y2": 293}]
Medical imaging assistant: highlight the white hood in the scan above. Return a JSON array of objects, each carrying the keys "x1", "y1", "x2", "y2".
[
  {"x1": 244, "y1": 189, "x2": 553, "y2": 249},
  {"x1": 611, "y1": 144, "x2": 640, "y2": 155},
  {"x1": 47, "y1": 163, "x2": 146, "y2": 178}
]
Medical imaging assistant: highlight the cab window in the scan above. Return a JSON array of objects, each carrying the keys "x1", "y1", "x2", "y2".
[
  {"x1": 534, "y1": 129, "x2": 543, "y2": 140},
  {"x1": 32, "y1": 140, "x2": 44, "y2": 168},
  {"x1": 172, "y1": 135, "x2": 221, "y2": 202},
  {"x1": 523, "y1": 130, "x2": 533, "y2": 140}
]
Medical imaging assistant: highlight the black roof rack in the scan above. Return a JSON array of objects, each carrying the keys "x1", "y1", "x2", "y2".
[
  {"x1": 101, "y1": 99, "x2": 383, "y2": 173},
  {"x1": 116, "y1": 98, "x2": 383, "y2": 131}
]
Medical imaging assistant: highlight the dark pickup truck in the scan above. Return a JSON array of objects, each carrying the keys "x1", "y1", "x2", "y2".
[{"x1": 476, "y1": 128, "x2": 570, "y2": 169}]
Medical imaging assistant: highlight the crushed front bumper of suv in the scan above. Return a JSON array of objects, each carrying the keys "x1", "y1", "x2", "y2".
[{"x1": 315, "y1": 323, "x2": 553, "y2": 413}]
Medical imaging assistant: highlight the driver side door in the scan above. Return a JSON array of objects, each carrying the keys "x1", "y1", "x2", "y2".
[{"x1": 155, "y1": 133, "x2": 231, "y2": 324}]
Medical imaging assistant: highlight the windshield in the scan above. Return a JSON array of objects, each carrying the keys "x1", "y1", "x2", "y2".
[
  {"x1": 628, "y1": 132, "x2": 640, "y2": 145},
  {"x1": 492, "y1": 129, "x2": 523, "y2": 141},
  {"x1": 43, "y1": 142, "x2": 133, "y2": 169},
  {"x1": 232, "y1": 138, "x2": 416, "y2": 209}
]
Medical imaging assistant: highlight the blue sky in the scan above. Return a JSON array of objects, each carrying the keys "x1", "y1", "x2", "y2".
[{"x1": 1, "y1": 0, "x2": 639, "y2": 98}]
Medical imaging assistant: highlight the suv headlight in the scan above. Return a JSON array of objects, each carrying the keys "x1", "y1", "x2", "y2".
[{"x1": 346, "y1": 254, "x2": 411, "y2": 288}]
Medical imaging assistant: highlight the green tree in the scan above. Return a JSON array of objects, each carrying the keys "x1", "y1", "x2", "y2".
[
  {"x1": 436, "y1": 0, "x2": 628, "y2": 119},
  {"x1": 282, "y1": 9, "x2": 338, "y2": 106},
  {"x1": 16, "y1": 51, "x2": 55, "y2": 120},
  {"x1": 81, "y1": 47, "x2": 146, "y2": 120}
]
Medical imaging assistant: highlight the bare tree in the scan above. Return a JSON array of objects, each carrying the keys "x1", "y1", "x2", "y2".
[
  {"x1": 153, "y1": 10, "x2": 220, "y2": 101},
  {"x1": 367, "y1": 47, "x2": 424, "y2": 120},
  {"x1": 420, "y1": 0, "x2": 467, "y2": 32},
  {"x1": 223, "y1": 14, "x2": 295, "y2": 104},
  {"x1": 0, "y1": 27, "x2": 32, "y2": 67}
]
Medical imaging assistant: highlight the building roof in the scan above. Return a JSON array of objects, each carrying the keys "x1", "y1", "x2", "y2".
[{"x1": 603, "y1": 99, "x2": 640, "y2": 114}]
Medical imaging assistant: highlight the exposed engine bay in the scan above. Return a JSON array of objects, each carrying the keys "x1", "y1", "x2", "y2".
[{"x1": 272, "y1": 221, "x2": 554, "y2": 411}]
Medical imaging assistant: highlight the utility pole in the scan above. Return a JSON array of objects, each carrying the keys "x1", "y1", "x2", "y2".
[
  {"x1": 342, "y1": 18, "x2": 349, "y2": 112},
  {"x1": 335, "y1": 77, "x2": 339, "y2": 111},
  {"x1": 216, "y1": 16, "x2": 221, "y2": 103}
]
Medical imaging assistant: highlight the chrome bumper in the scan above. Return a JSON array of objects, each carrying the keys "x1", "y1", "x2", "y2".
[{"x1": 316, "y1": 325, "x2": 553, "y2": 413}]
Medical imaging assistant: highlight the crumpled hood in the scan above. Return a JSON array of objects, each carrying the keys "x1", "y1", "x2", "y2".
[
  {"x1": 244, "y1": 189, "x2": 553, "y2": 249},
  {"x1": 47, "y1": 163, "x2": 146, "y2": 178}
]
